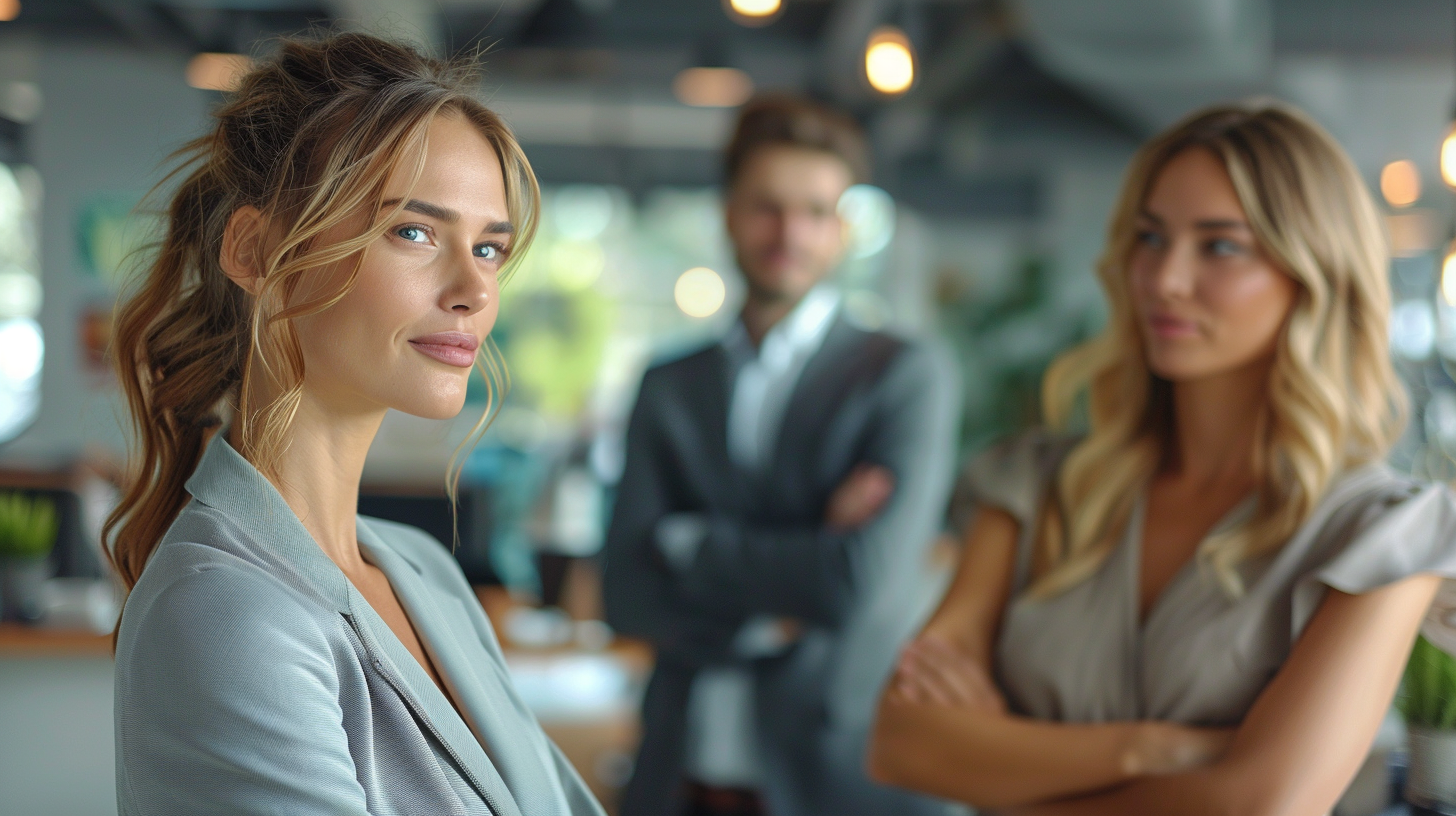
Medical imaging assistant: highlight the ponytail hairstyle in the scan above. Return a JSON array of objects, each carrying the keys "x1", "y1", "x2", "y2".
[
  {"x1": 1030, "y1": 100, "x2": 1404, "y2": 598},
  {"x1": 103, "y1": 33, "x2": 539, "y2": 593}
]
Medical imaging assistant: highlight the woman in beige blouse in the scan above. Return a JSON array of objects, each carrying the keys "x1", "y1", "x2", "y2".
[{"x1": 868, "y1": 101, "x2": 1456, "y2": 815}]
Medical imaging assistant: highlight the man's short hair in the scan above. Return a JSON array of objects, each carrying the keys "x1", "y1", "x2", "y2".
[{"x1": 725, "y1": 95, "x2": 871, "y2": 187}]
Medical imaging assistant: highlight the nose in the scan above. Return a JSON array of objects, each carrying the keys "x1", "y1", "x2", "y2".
[{"x1": 442, "y1": 243, "x2": 494, "y2": 316}]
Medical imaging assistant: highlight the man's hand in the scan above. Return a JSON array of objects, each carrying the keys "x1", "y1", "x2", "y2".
[{"x1": 825, "y1": 464, "x2": 895, "y2": 531}]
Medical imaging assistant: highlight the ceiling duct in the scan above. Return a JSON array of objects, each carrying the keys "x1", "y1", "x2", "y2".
[{"x1": 1011, "y1": 0, "x2": 1273, "y2": 128}]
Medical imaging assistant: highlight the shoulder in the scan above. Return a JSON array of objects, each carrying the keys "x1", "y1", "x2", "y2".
[
  {"x1": 118, "y1": 543, "x2": 339, "y2": 687},
  {"x1": 1303, "y1": 463, "x2": 1456, "y2": 595},
  {"x1": 950, "y1": 429, "x2": 1078, "y2": 530},
  {"x1": 841, "y1": 324, "x2": 957, "y2": 396},
  {"x1": 627, "y1": 342, "x2": 725, "y2": 413},
  {"x1": 642, "y1": 341, "x2": 722, "y2": 384}
]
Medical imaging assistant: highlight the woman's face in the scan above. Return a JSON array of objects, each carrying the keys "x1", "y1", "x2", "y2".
[
  {"x1": 1128, "y1": 147, "x2": 1298, "y2": 383},
  {"x1": 292, "y1": 112, "x2": 512, "y2": 421}
]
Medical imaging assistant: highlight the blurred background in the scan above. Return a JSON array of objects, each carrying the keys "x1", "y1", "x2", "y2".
[{"x1": 1, "y1": 0, "x2": 1455, "y2": 814}]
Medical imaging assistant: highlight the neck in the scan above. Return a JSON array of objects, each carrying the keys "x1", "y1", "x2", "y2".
[
  {"x1": 1165, "y1": 357, "x2": 1272, "y2": 486},
  {"x1": 740, "y1": 288, "x2": 807, "y2": 346},
  {"x1": 243, "y1": 390, "x2": 385, "y2": 573}
]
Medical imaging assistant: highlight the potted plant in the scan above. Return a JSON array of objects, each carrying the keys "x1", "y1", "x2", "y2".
[
  {"x1": 1401, "y1": 634, "x2": 1456, "y2": 814},
  {"x1": 0, "y1": 491, "x2": 58, "y2": 623}
]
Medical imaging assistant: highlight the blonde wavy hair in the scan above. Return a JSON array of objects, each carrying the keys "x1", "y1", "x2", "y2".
[
  {"x1": 103, "y1": 33, "x2": 539, "y2": 596},
  {"x1": 1030, "y1": 101, "x2": 1405, "y2": 598}
]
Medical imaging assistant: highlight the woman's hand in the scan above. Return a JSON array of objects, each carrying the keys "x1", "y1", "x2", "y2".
[
  {"x1": 890, "y1": 636, "x2": 1231, "y2": 773},
  {"x1": 890, "y1": 635, "x2": 1007, "y2": 714}
]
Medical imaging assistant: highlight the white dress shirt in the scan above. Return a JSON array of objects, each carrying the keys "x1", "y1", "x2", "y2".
[{"x1": 654, "y1": 286, "x2": 841, "y2": 788}]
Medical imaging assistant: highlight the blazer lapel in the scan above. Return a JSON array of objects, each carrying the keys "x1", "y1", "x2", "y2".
[
  {"x1": 356, "y1": 520, "x2": 568, "y2": 816},
  {"x1": 773, "y1": 318, "x2": 868, "y2": 472}
]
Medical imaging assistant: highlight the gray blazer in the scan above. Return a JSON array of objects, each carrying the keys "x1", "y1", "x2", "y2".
[
  {"x1": 603, "y1": 316, "x2": 961, "y2": 816},
  {"x1": 114, "y1": 435, "x2": 604, "y2": 816}
]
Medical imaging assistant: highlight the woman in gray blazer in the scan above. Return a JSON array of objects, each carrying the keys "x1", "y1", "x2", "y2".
[{"x1": 104, "y1": 33, "x2": 603, "y2": 816}]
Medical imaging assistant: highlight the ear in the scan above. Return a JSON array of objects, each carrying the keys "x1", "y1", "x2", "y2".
[{"x1": 219, "y1": 205, "x2": 269, "y2": 296}]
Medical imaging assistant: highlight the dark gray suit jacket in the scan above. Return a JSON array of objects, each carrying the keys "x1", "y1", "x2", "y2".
[{"x1": 603, "y1": 315, "x2": 961, "y2": 816}]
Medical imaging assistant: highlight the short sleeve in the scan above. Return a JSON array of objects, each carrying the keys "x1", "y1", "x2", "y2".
[
  {"x1": 1292, "y1": 479, "x2": 1456, "y2": 635},
  {"x1": 948, "y1": 429, "x2": 1074, "y2": 533},
  {"x1": 1316, "y1": 482, "x2": 1456, "y2": 592}
]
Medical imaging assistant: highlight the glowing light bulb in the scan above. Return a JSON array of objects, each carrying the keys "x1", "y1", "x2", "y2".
[
  {"x1": 0, "y1": 1, "x2": 19, "y2": 23},
  {"x1": 865, "y1": 27, "x2": 915, "y2": 96},
  {"x1": 1381, "y1": 160, "x2": 1421, "y2": 208},
  {"x1": 1442, "y1": 125, "x2": 1456, "y2": 189},
  {"x1": 729, "y1": 0, "x2": 780, "y2": 17},
  {"x1": 674, "y1": 267, "x2": 726, "y2": 318}
]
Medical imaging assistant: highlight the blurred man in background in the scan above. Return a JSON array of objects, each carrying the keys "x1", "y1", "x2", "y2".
[{"x1": 604, "y1": 96, "x2": 961, "y2": 816}]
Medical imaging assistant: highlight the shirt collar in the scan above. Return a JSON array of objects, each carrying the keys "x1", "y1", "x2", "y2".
[
  {"x1": 723, "y1": 285, "x2": 841, "y2": 366},
  {"x1": 184, "y1": 432, "x2": 352, "y2": 611}
]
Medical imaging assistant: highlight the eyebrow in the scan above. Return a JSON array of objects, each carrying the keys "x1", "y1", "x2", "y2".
[
  {"x1": 1136, "y1": 211, "x2": 1251, "y2": 231},
  {"x1": 380, "y1": 198, "x2": 515, "y2": 235}
]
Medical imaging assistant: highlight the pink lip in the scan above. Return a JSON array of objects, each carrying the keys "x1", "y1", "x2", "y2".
[
  {"x1": 1148, "y1": 314, "x2": 1199, "y2": 339},
  {"x1": 408, "y1": 331, "x2": 480, "y2": 368}
]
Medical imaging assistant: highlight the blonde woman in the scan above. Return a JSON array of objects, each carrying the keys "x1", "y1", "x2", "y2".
[
  {"x1": 868, "y1": 102, "x2": 1456, "y2": 815},
  {"x1": 105, "y1": 34, "x2": 603, "y2": 816}
]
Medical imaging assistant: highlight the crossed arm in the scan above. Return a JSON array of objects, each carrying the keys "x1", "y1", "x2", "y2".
[
  {"x1": 867, "y1": 506, "x2": 1441, "y2": 815},
  {"x1": 603, "y1": 344, "x2": 960, "y2": 657}
]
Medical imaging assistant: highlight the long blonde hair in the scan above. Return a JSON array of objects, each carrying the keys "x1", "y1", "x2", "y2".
[
  {"x1": 103, "y1": 33, "x2": 539, "y2": 594},
  {"x1": 1032, "y1": 101, "x2": 1405, "y2": 598}
]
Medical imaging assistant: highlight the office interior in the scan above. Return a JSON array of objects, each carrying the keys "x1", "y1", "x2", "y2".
[{"x1": 0, "y1": 1, "x2": 1454, "y2": 814}]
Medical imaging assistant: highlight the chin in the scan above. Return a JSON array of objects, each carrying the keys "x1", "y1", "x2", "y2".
[
  {"x1": 1146, "y1": 355, "x2": 1230, "y2": 384},
  {"x1": 754, "y1": 276, "x2": 817, "y2": 302},
  {"x1": 391, "y1": 389, "x2": 469, "y2": 421}
]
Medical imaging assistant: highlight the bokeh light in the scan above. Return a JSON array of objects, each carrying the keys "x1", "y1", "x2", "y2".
[
  {"x1": 0, "y1": 317, "x2": 42, "y2": 383},
  {"x1": 545, "y1": 240, "x2": 606, "y2": 292},
  {"x1": 838, "y1": 184, "x2": 896, "y2": 258},
  {"x1": 1443, "y1": 244, "x2": 1456, "y2": 305},
  {"x1": 552, "y1": 185, "x2": 614, "y2": 241},
  {"x1": 674, "y1": 267, "x2": 726, "y2": 318},
  {"x1": 865, "y1": 27, "x2": 915, "y2": 95},
  {"x1": 1381, "y1": 160, "x2": 1421, "y2": 208},
  {"x1": 726, "y1": 0, "x2": 781, "y2": 21},
  {"x1": 1442, "y1": 126, "x2": 1456, "y2": 189}
]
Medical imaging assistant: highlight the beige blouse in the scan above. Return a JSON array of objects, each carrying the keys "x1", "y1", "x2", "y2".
[{"x1": 953, "y1": 431, "x2": 1456, "y2": 727}]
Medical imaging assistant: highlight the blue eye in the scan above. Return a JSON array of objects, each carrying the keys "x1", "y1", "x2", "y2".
[
  {"x1": 1207, "y1": 238, "x2": 1244, "y2": 257},
  {"x1": 474, "y1": 243, "x2": 501, "y2": 260},
  {"x1": 395, "y1": 225, "x2": 429, "y2": 243}
]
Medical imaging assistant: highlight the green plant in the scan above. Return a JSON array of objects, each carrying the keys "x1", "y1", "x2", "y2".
[
  {"x1": 1401, "y1": 635, "x2": 1456, "y2": 729},
  {"x1": 0, "y1": 491, "x2": 58, "y2": 560}
]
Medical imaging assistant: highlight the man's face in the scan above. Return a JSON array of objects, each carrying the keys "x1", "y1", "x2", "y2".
[{"x1": 725, "y1": 145, "x2": 854, "y2": 304}]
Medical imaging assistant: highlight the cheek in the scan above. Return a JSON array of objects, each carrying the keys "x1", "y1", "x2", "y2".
[
  {"x1": 297, "y1": 255, "x2": 427, "y2": 362},
  {"x1": 1204, "y1": 267, "x2": 1296, "y2": 349},
  {"x1": 813, "y1": 218, "x2": 845, "y2": 256},
  {"x1": 1126, "y1": 249, "x2": 1157, "y2": 302}
]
